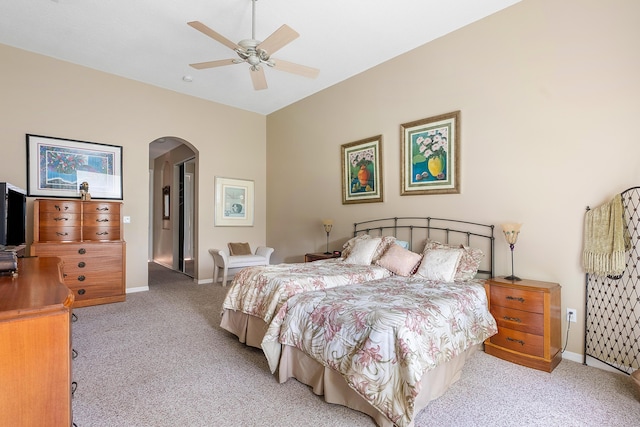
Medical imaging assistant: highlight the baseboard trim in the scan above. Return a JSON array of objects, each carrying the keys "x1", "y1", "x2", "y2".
[
  {"x1": 127, "y1": 286, "x2": 149, "y2": 294},
  {"x1": 562, "y1": 350, "x2": 628, "y2": 374}
]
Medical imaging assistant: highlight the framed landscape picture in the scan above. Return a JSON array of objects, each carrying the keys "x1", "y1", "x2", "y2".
[
  {"x1": 400, "y1": 111, "x2": 460, "y2": 195},
  {"x1": 26, "y1": 134, "x2": 123, "y2": 199},
  {"x1": 341, "y1": 135, "x2": 383, "y2": 204}
]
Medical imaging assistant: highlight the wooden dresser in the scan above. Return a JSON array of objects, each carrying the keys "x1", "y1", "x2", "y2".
[
  {"x1": 484, "y1": 277, "x2": 562, "y2": 372},
  {"x1": 0, "y1": 257, "x2": 74, "y2": 426},
  {"x1": 31, "y1": 198, "x2": 126, "y2": 308}
]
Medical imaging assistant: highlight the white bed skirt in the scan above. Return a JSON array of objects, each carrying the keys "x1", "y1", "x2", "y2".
[
  {"x1": 277, "y1": 344, "x2": 479, "y2": 427},
  {"x1": 220, "y1": 309, "x2": 268, "y2": 348}
]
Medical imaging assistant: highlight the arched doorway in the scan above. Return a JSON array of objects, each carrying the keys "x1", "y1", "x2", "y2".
[{"x1": 149, "y1": 137, "x2": 198, "y2": 279}]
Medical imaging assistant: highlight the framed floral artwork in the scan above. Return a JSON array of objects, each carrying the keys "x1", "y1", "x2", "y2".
[
  {"x1": 400, "y1": 111, "x2": 460, "y2": 195},
  {"x1": 26, "y1": 134, "x2": 123, "y2": 199},
  {"x1": 341, "y1": 135, "x2": 383, "y2": 204}
]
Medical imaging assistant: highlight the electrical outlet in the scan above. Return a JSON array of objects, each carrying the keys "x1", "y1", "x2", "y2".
[{"x1": 567, "y1": 308, "x2": 577, "y2": 323}]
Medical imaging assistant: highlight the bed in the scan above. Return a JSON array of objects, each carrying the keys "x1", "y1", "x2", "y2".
[
  {"x1": 220, "y1": 256, "x2": 393, "y2": 348},
  {"x1": 260, "y1": 217, "x2": 497, "y2": 427}
]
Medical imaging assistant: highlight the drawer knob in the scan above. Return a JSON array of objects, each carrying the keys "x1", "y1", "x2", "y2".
[
  {"x1": 96, "y1": 218, "x2": 109, "y2": 222},
  {"x1": 77, "y1": 288, "x2": 86, "y2": 295},
  {"x1": 54, "y1": 217, "x2": 68, "y2": 221},
  {"x1": 78, "y1": 248, "x2": 86, "y2": 254},
  {"x1": 503, "y1": 316, "x2": 522, "y2": 323},
  {"x1": 56, "y1": 232, "x2": 69, "y2": 236},
  {"x1": 96, "y1": 207, "x2": 109, "y2": 211},
  {"x1": 506, "y1": 337, "x2": 525, "y2": 346},
  {"x1": 96, "y1": 231, "x2": 109, "y2": 236},
  {"x1": 77, "y1": 275, "x2": 86, "y2": 282},
  {"x1": 78, "y1": 261, "x2": 86, "y2": 268},
  {"x1": 506, "y1": 296, "x2": 525, "y2": 303},
  {"x1": 54, "y1": 205, "x2": 70, "y2": 211}
]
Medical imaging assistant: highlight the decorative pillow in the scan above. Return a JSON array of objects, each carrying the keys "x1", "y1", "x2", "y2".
[
  {"x1": 414, "y1": 248, "x2": 463, "y2": 282},
  {"x1": 376, "y1": 244, "x2": 422, "y2": 276},
  {"x1": 344, "y1": 237, "x2": 382, "y2": 265},
  {"x1": 395, "y1": 240, "x2": 410, "y2": 250},
  {"x1": 342, "y1": 234, "x2": 372, "y2": 259},
  {"x1": 423, "y1": 240, "x2": 484, "y2": 281},
  {"x1": 228, "y1": 242, "x2": 252, "y2": 256},
  {"x1": 371, "y1": 236, "x2": 398, "y2": 263}
]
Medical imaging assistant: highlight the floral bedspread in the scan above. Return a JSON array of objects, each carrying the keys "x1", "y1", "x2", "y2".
[
  {"x1": 262, "y1": 276, "x2": 497, "y2": 427},
  {"x1": 222, "y1": 259, "x2": 391, "y2": 324}
]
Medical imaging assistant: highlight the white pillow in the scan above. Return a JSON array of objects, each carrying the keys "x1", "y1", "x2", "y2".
[
  {"x1": 344, "y1": 237, "x2": 382, "y2": 265},
  {"x1": 414, "y1": 248, "x2": 463, "y2": 282}
]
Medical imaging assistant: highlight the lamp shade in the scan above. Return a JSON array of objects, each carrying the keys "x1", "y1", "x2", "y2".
[
  {"x1": 322, "y1": 219, "x2": 333, "y2": 226},
  {"x1": 502, "y1": 223, "x2": 522, "y2": 245}
]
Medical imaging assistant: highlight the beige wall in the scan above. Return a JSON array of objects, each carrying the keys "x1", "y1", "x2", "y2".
[
  {"x1": 266, "y1": 0, "x2": 640, "y2": 355},
  {"x1": 0, "y1": 43, "x2": 267, "y2": 288}
]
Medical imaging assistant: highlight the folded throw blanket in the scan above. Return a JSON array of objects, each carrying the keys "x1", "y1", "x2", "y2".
[{"x1": 583, "y1": 194, "x2": 629, "y2": 276}]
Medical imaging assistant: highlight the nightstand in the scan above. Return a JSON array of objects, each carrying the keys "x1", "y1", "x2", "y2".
[
  {"x1": 304, "y1": 252, "x2": 341, "y2": 262},
  {"x1": 484, "y1": 277, "x2": 562, "y2": 372}
]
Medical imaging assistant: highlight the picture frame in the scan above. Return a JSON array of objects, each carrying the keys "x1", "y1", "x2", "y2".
[
  {"x1": 26, "y1": 134, "x2": 123, "y2": 199},
  {"x1": 214, "y1": 177, "x2": 254, "y2": 226},
  {"x1": 341, "y1": 135, "x2": 383, "y2": 204},
  {"x1": 162, "y1": 186, "x2": 170, "y2": 220},
  {"x1": 400, "y1": 111, "x2": 460, "y2": 195}
]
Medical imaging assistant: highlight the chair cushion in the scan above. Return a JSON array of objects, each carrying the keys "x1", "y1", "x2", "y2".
[{"x1": 227, "y1": 254, "x2": 269, "y2": 268}]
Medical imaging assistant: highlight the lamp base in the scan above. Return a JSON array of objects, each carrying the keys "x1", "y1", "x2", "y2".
[{"x1": 504, "y1": 275, "x2": 522, "y2": 281}]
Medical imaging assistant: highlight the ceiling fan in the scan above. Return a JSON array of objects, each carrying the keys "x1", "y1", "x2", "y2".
[{"x1": 188, "y1": 0, "x2": 319, "y2": 90}]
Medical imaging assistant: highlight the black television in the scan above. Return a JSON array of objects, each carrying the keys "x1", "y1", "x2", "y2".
[{"x1": 0, "y1": 182, "x2": 27, "y2": 247}]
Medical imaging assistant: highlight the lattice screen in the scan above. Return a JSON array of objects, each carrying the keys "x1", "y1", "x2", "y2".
[{"x1": 584, "y1": 186, "x2": 640, "y2": 374}]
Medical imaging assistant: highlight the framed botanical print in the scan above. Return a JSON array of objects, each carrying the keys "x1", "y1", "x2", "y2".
[
  {"x1": 341, "y1": 135, "x2": 383, "y2": 204},
  {"x1": 400, "y1": 111, "x2": 460, "y2": 195}
]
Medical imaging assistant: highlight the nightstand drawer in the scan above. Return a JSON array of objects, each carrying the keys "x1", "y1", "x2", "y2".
[
  {"x1": 491, "y1": 305, "x2": 544, "y2": 335},
  {"x1": 490, "y1": 286, "x2": 544, "y2": 313},
  {"x1": 490, "y1": 328, "x2": 544, "y2": 357}
]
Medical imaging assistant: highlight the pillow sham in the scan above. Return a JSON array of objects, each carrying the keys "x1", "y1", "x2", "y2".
[
  {"x1": 371, "y1": 236, "x2": 398, "y2": 263},
  {"x1": 376, "y1": 244, "x2": 422, "y2": 276},
  {"x1": 423, "y1": 240, "x2": 484, "y2": 281},
  {"x1": 342, "y1": 234, "x2": 371, "y2": 259},
  {"x1": 414, "y1": 248, "x2": 463, "y2": 282},
  {"x1": 228, "y1": 242, "x2": 252, "y2": 256},
  {"x1": 344, "y1": 237, "x2": 382, "y2": 265}
]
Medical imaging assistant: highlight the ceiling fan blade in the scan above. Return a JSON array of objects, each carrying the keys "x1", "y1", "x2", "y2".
[
  {"x1": 257, "y1": 24, "x2": 299, "y2": 56},
  {"x1": 271, "y1": 59, "x2": 319, "y2": 79},
  {"x1": 188, "y1": 21, "x2": 240, "y2": 51},
  {"x1": 250, "y1": 67, "x2": 268, "y2": 90},
  {"x1": 189, "y1": 59, "x2": 237, "y2": 70}
]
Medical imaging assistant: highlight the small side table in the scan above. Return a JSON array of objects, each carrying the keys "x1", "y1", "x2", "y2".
[{"x1": 304, "y1": 252, "x2": 341, "y2": 262}]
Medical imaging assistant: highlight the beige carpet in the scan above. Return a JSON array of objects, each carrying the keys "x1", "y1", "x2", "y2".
[{"x1": 70, "y1": 263, "x2": 640, "y2": 426}]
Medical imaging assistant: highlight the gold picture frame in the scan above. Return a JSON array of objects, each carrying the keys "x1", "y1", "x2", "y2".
[
  {"x1": 341, "y1": 135, "x2": 383, "y2": 204},
  {"x1": 400, "y1": 111, "x2": 460, "y2": 195}
]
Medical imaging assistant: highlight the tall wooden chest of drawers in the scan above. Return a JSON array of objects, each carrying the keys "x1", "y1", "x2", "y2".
[
  {"x1": 484, "y1": 277, "x2": 562, "y2": 372},
  {"x1": 31, "y1": 199, "x2": 126, "y2": 308}
]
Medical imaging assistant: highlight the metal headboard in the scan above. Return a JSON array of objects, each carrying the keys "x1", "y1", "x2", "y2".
[{"x1": 353, "y1": 216, "x2": 495, "y2": 278}]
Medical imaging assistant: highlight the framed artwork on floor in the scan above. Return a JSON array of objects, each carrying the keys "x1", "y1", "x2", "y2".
[
  {"x1": 400, "y1": 111, "x2": 460, "y2": 195},
  {"x1": 341, "y1": 135, "x2": 383, "y2": 204}
]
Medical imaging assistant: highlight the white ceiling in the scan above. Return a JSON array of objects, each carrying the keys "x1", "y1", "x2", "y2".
[{"x1": 0, "y1": 0, "x2": 520, "y2": 116}]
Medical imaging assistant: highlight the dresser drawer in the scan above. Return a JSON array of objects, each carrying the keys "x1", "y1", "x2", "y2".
[
  {"x1": 490, "y1": 327, "x2": 544, "y2": 357},
  {"x1": 83, "y1": 201, "x2": 120, "y2": 215},
  {"x1": 83, "y1": 225, "x2": 121, "y2": 241},
  {"x1": 36, "y1": 228, "x2": 82, "y2": 242},
  {"x1": 38, "y1": 212, "x2": 81, "y2": 228},
  {"x1": 490, "y1": 305, "x2": 544, "y2": 335},
  {"x1": 67, "y1": 279, "x2": 123, "y2": 302},
  {"x1": 62, "y1": 256, "x2": 122, "y2": 275},
  {"x1": 490, "y1": 286, "x2": 544, "y2": 313},
  {"x1": 37, "y1": 199, "x2": 81, "y2": 214},
  {"x1": 33, "y1": 242, "x2": 123, "y2": 257}
]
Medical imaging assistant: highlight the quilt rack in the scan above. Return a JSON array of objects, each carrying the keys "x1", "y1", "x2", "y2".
[
  {"x1": 353, "y1": 216, "x2": 495, "y2": 278},
  {"x1": 584, "y1": 186, "x2": 640, "y2": 374}
]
